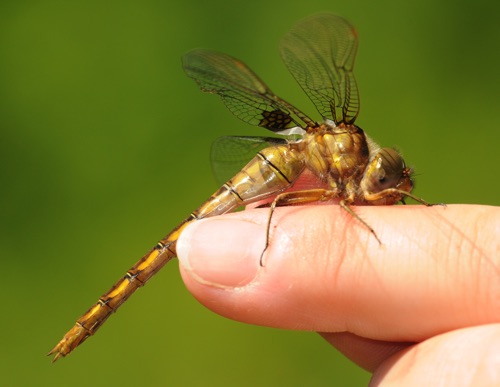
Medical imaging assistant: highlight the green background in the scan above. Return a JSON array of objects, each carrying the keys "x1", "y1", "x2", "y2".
[{"x1": 1, "y1": 0, "x2": 498, "y2": 386}]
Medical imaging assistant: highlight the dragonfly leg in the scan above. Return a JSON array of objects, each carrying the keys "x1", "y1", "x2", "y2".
[
  {"x1": 260, "y1": 189, "x2": 338, "y2": 265},
  {"x1": 364, "y1": 189, "x2": 444, "y2": 207},
  {"x1": 339, "y1": 199, "x2": 382, "y2": 245},
  {"x1": 355, "y1": 190, "x2": 442, "y2": 243}
]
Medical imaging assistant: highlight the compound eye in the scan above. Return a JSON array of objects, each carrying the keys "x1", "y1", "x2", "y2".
[{"x1": 364, "y1": 148, "x2": 406, "y2": 193}]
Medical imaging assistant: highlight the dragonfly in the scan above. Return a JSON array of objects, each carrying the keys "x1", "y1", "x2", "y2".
[{"x1": 49, "y1": 13, "x2": 432, "y2": 362}]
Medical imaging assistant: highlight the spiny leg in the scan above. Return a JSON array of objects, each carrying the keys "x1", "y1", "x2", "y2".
[
  {"x1": 365, "y1": 188, "x2": 441, "y2": 207},
  {"x1": 356, "y1": 189, "x2": 442, "y2": 243},
  {"x1": 260, "y1": 189, "x2": 338, "y2": 265},
  {"x1": 339, "y1": 199, "x2": 382, "y2": 245},
  {"x1": 260, "y1": 189, "x2": 384, "y2": 263},
  {"x1": 258, "y1": 188, "x2": 438, "y2": 265}
]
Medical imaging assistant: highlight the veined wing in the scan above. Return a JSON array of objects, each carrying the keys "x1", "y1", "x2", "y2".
[
  {"x1": 182, "y1": 49, "x2": 315, "y2": 131},
  {"x1": 211, "y1": 136, "x2": 286, "y2": 186},
  {"x1": 280, "y1": 13, "x2": 360, "y2": 124}
]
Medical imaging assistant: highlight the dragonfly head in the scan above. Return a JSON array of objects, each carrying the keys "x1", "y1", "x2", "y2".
[{"x1": 360, "y1": 148, "x2": 414, "y2": 205}]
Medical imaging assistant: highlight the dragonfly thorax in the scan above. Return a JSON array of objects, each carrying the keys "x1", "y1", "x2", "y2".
[{"x1": 303, "y1": 123, "x2": 370, "y2": 192}]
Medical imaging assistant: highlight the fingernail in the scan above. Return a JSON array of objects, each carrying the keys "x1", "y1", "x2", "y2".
[{"x1": 177, "y1": 218, "x2": 264, "y2": 288}]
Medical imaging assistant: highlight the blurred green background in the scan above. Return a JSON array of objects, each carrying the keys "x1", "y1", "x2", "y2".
[{"x1": 1, "y1": 0, "x2": 498, "y2": 386}]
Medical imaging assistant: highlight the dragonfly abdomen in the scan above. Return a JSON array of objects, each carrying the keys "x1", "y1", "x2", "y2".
[
  {"x1": 48, "y1": 244, "x2": 176, "y2": 362},
  {"x1": 195, "y1": 144, "x2": 305, "y2": 218},
  {"x1": 49, "y1": 144, "x2": 304, "y2": 362}
]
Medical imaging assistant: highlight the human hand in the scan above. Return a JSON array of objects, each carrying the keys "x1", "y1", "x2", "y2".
[{"x1": 176, "y1": 202, "x2": 499, "y2": 386}]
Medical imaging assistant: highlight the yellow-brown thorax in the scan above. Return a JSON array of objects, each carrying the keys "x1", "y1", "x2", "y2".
[
  {"x1": 302, "y1": 122, "x2": 369, "y2": 200},
  {"x1": 297, "y1": 121, "x2": 414, "y2": 205}
]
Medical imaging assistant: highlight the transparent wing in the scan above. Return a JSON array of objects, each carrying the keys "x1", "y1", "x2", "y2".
[
  {"x1": 210, "y1": 136, "x2": 286, "y2": 186},
  {"x1": 280, "y1": 13, "x2": 360, "y2": 124},
  {"x1": 183, "y1": 49, "x2": 315, "y2": 131}
]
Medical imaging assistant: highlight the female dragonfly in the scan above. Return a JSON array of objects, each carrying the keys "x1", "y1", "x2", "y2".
[{"x1": 49, "y1": 13, "x2": 431, "y2": 361}]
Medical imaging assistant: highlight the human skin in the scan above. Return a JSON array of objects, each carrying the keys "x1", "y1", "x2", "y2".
[{"x1": 176, "y1": 201, "x2": 499, "y2": 386}]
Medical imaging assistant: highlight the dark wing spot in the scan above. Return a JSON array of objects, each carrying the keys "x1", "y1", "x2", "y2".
[{"x1": 259, "y1": 110, "x2": 293, "y2": 130}]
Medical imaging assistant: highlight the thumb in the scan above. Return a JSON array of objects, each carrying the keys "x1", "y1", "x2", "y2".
[{"x1": 176, "y1": 204, "x2": 498, "y2": 337}]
